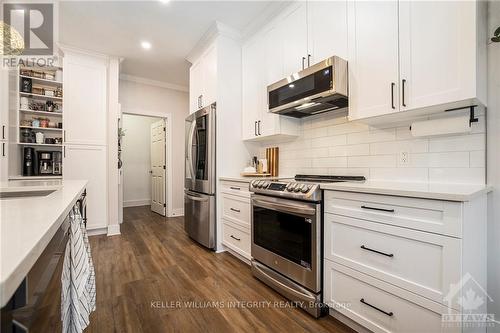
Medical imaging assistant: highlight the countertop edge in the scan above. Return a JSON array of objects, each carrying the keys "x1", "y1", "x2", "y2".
[
  {"x1": 0, "y1": 180, "x2": 87, "y2": 307},
  {"x1": 320, "y1": 183, "x2": 493, "y2": 202}
]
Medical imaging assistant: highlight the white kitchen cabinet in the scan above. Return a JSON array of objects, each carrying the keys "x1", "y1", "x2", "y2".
[
  {"x1": 0, "y1": 68, "x2": 8, "y2": 182},
  {"x1": 281, "y1": 2, "x2": 308, "y2": 75},
  {"x1": 307, "y1": 0, "x2": 348, "y2": 64},
  {"x1": 323, "y1": 189, "x2": 487, "y2": 332},
  {"x1": 189, "y1": 44, "x2": 217, "y2": 113},
  {"x1": 398, "y1": 0, "x2": 485, "y2": 111},
  {"x1": 347, "y1": 0, "x2": 400, "y2": 120},
  {"x1": 348, "y1": 0, "x2": 486, "y2": 122},
  {"x1": 63, "y1": 52, "x2": 107, "y2": 145},
  {"x1": 64, "y1": 144, "x2": 108, "y2": 230}
]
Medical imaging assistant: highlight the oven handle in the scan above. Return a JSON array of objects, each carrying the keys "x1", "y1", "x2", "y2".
[{"x1": 252, "y1": 198, "x2": 317, "y2": 217}]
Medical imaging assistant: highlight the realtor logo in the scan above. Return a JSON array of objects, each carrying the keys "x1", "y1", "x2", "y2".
[
  {"x1": 442, "y1": 273, "x2": 495, "y2": 328},
  {"x1": 2, "y1": 3, "x2": 53, "y2": 56}
]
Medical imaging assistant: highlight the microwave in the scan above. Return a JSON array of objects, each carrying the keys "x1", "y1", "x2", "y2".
[{"x1": 267, "y1": 56, "x2": 348, "y2": 118}]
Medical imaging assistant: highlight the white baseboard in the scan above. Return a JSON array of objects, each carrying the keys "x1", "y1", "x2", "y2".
[
  {"x1": 123, "y1": 199, "x2": 150, "y2": 207},
  {"x1": 107, "y1": 224, "x2": 121, "y2": 236},
  {"x1": 170, "y1": 208, "x2": 184, "y2": 217},
  {"x1": 87, "y1": 227, "x2": 108, "y2": 236}
]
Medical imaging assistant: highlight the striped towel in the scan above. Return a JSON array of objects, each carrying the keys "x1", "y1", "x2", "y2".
[{"x1": 61, "y1": 205, "x2": 96, "y2": 333}]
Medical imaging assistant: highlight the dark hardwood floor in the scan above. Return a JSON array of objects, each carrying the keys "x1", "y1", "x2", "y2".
[{"x1": 31, "y1": 205, "x2": 354, "y2": 333}]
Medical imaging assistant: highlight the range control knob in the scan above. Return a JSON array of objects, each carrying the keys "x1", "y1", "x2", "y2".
[
  {"x1": 301, "y1": 185, "x2": 310, "y2": 193},
  {"x1": 251, "y1": 180, "x2": 258, "y2": 188},
  {"x1": 294, "y1": 184, "x2": 303, "y2": 192},
  {"x1": 262, "y1": 182, "x2": 270, "y2": 189}
]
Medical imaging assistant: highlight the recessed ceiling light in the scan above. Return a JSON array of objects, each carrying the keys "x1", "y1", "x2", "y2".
[
  {"x1": 159, "y1": 0, "x2": 170, "y2": 4},
  {"x1": 141, "y1": 41, "x2": 152, "y2": 50}
]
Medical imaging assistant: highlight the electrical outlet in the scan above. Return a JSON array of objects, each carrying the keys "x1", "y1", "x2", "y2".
[{"x1": 399, "y1": 151, "x2": 410, "y2": 166}]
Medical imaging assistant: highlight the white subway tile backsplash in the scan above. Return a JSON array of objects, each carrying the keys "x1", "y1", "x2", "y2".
[
  {"x1": 261, "y1": 112, "x2": 485, "y2": 185},
  {"x1": 329, "y1": 144, "x2": 369, "y2": 157},
  {"x1": 370, "y1": 139, "x2": 428, "y2": 155},
  {"x1": 348, "y1": 155, "x2": 397, "y2": 168},
  {"x1": 429, "y1": 168, "x2": 485, "y2": 184},
  {"x1": 429, "y1": 134, "x2": 485, "y2": 152}
]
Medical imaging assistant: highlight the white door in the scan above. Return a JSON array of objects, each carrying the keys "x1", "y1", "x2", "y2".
[
  {"x1": 201, "y1": 44, "x2": 217, "y2": 108},
  {"x1": 150, "y1": 119, "x2": 166, "y2": 216},
  {"x1": 399, "y1": 1, "x2": 477, "y2": 111},
  {"x1": 189, "y1": 60, "x2": 203, "y2": 113},
  {"x1": 242, "y1": 38, "x2": 263, "y2": 140},
  {"x1": 307, "y1": 0, "x2": 348, "y2": 63},
  {"x1": 281, "y1": 2, "x2": 308, "y2": 75},
  {"x1": 347, "y1": 0, "x2": 400, "y2": 120}
]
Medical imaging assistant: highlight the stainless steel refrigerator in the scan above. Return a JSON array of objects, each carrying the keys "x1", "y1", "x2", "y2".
[{"x1": 184, "y1": 103, "x2": 216, "y2": 249}]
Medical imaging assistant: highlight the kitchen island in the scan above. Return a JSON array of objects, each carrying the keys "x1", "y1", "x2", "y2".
[{"x1": 0, "y1": 179, "x2": 87, "y2": 307}]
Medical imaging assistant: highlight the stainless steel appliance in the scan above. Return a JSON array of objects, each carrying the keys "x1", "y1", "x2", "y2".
[
  {"x1": 22, "y1": 147, "x2": 36, "y2": 176},
  {"x1": 184, "y1": 104, "x2": 216, "y2": 249},
  {"x1": 267, "y1": 56, "x2": 348, "y2": 118},
  {"x1": 250, "y1": 175, "x2": 365, "y2": 317},
  {"x1": 38, "y1": 152, "x2": 53, "y2": 175}
]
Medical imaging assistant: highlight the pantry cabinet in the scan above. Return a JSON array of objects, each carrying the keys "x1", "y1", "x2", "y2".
[
  {"x1": 189, "y1": 44, "x2": 217, "y2": 113},
  {"x1": 348, "y1": 0, "x2": 486, "y2": 121},
  {"x1": 0, "y1": 68, "x2": 8, "y2": 182}
]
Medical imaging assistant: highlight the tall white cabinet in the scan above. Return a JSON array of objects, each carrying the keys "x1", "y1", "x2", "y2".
[
  {"x1": 348, "y1": 0, "x2": 487, "y2": 121},
  {"x1": 189, "y1": 44, "x2": 217, "y2": 114},
  {"x1": 0, "y1": 69, "x2": 8, "y2": 182},
  {"x1": 62, "y1": 49, "x2": 109, "y2": 231}
]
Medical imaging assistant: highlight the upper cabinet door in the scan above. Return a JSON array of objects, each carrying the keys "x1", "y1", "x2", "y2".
[
  {"x1": 63, "y1": 53, "x2": 107, "y2": 145},
  {"x1": 201, "y1": 44, "x2": 217, "y2": 107},
  {"x1": 241, "y1": 38, "x2": 263, "y2": 140},
  {"x1": 307, "y1": 0, "x2": 348, "y2": 64},
  {"x1": 281, "y1": 2, "x2": 308, "y2": 76},
  {"x1": 263, "y1": 24, "x2": 285, "y2": 86},
  {"x1": 189, "y1": 60, "x2": 203, "y2": 113},
  {"x1": 347, "y1": 1, "x2": 400, "y2": 120},
  {"x1": 399, "y1": 1, "x2": 478, "y2": 111}
]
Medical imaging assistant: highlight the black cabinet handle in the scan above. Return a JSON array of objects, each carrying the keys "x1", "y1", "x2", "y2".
[
  {"x1": 230, "y1": 235, "x2": 241, "y2": 241},
  {"x1": 230, "y1": 208, "x2": 240, "y2": 213},
  {"x1": 360, "y1": 298, "x2": 393, "y2": 317},
  {"x1": 302, "y1": 56, "x2": 306, "y2": 70},
  {"x1": 254, "y1": 121, "x2": 258, "y2": 136},
  {"x1": 2, "y1": 125, "x2": 4, "y2": 140},
  {"x1": 2, "y1": 142, "x2": 5, "y2": 157},
  {"x1": 361, "y1": 245, "x2": 394, "y2": 258},
  {"x1": 402, "y1": 79, "x2": 407, "y2": 107},
  {"x1": 391, "y1": 82, "x2": 396, "y2": 109},
  {"x1": 229, "y1": 186, "x2": 241, "y2": 190},
  {"x1": 258, "y1": 120, "x2": 261, "y2": 135},
  {"x1": 361, "y1": 205, "x2": 395, "y2": 213},
  {"x1": 307, "y1": 54, "x2": 311, "y2": 67}
]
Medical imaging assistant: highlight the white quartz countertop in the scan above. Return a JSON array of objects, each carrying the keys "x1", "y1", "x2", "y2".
[
  {"x1": 320, "y1": 180, "x2": 492, "y2": 202},
  {"x1": 0, "y1": 179, "x2": 87, "y2": 307},
  {"x1": 219, "y1": 176, "x2": 290, "y2": 183}
]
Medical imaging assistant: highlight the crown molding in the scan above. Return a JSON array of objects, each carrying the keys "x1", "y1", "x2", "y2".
[
  {"x1": 241, "y1": 1, "x2": 293, "y2": 41},
  {"x1": 119, "y1": 74, "x2": 188, "y2": 93},
  {"x1": 186, "y1": 21, "x2": 242, "y2": 64}
]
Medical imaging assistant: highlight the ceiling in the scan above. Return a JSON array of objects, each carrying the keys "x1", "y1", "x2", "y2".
[{"x1": 59, "y1": 1, "x2": 276, "y2": 88}]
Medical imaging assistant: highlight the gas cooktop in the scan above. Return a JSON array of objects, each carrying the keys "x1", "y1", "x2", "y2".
[{"x1": 249, "y1": 175, "x2": 366, "y2": 202}]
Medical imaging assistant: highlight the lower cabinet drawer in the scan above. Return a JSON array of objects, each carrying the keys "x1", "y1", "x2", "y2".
[
  {"x1": 222, "y1": 221, "x2": 251, "y2": 260},
  {"x1": 221, "y1": 194, "x2": 250, "y2": 227},
  {"x1": 324, "y1": 260, "x2": 459, "y2": 333},
  {"x1": 324, "y1": 213, "x2": 461, "y2": 308}
]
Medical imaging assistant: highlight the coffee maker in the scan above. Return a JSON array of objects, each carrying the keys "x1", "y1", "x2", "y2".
[
  {"x1": 52, "y1": 151, "x2": 62, "y2": 175},
  {"x1": 22, "y1": 147, "x2": 36, "y2": 176},
  {"x1": 38, "y1": 152, "x2": 53, "y2": 175}
]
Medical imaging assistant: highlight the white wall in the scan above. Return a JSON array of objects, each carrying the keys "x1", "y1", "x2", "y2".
[
  {"x1": 487, "y1": 2, "x2": 500, "y2": 330},
  {"x1": 119, "y1": 78, "x2": 189, "y2": 215},
  {"x1": 122, "y1": 114, "x2": 159, "y2": 207},
  {"x1": 260, "y1": 110, "x2": 486, "y2": 184}
]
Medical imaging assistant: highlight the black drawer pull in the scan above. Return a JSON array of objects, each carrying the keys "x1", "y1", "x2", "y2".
[
  {"x1": 230, "y1": 186, "x2": 241, "y2": 190},
  {"x1": 361, "y1": 205, "x2": 395, "y2": 213},
  {"x1": 360, "y1": 298, "x2": 393, "y2": 317},
  {"x1": 361, "y1": 245, "x2": 394, "y2": 257},
  {"x1": 230, "y1": 208, "x2": 240, "y2": 213},
  {"x1": 230, "y1": 235, "x2": 241, "y2": 241}
]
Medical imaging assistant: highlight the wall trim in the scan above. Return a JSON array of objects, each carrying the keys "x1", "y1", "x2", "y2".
[
  {"x1": 87, "y1": 227, "x2": 108, "y2": 237},
  {"x1": 170, "y1": 208, "x2": 184, "y2": 217},
  {"x1": 120, "y1": 74, "x2": 188, "y2": 92},
  {"x1": 123, "y1": 199, "x2": 151, "y2": 207},
  {"x1": 107, "y1": 224, "x2": 121, "y2": 236}
]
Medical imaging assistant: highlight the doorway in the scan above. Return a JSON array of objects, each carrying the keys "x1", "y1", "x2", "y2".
[{"x1": 121, "y1": 113, "x2": 171, "y2": 217}]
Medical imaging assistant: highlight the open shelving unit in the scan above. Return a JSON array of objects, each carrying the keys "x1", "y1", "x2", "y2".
[{"x1": 9, "y1": 63, "x2": 64, "y2": 180}]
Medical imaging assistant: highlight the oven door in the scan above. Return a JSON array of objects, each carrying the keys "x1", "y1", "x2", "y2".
[{"x1": 251, "y1": 194, "x2": 321, "y2": 292}]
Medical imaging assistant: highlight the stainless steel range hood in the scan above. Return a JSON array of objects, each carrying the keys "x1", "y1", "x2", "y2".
[{"x1": 267, "y1": 56, "x2": 348, "y2": 118}]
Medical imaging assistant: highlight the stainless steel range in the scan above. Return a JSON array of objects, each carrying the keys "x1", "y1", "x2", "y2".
[{"x1": 249, "y1": 175, "x2": 365, "y2": 317}]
